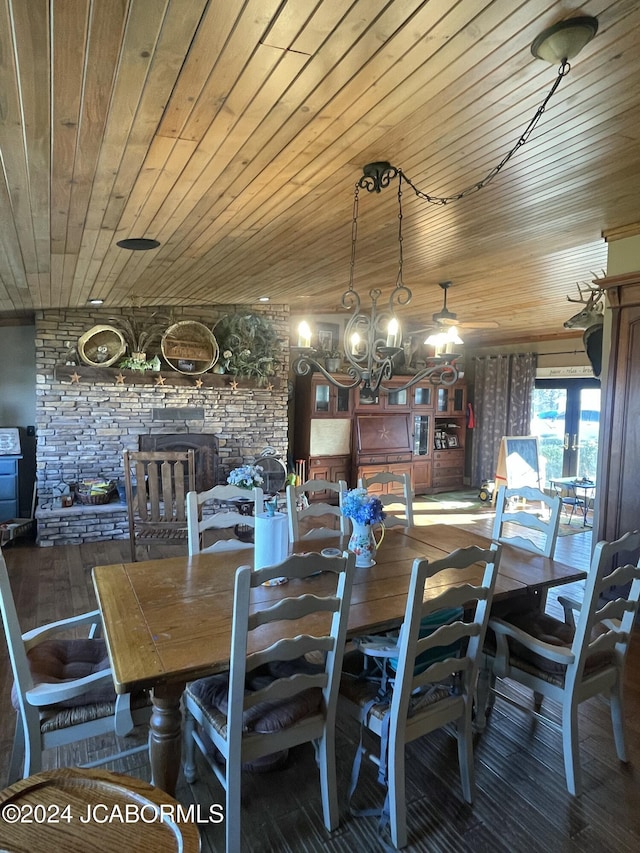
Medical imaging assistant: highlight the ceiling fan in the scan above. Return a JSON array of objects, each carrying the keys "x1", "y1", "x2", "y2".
[{"x1": 410, "y1": 282, "x2": 500, "y2": 337}]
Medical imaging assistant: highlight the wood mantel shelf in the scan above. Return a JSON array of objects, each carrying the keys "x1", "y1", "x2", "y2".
[{"x1": 53, "y1": 365, "x2": 281, "y2": 391}]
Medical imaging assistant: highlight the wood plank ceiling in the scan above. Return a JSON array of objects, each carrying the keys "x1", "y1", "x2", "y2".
[{"x1": 1, "y1": 0, "x2": 639, "y2": 345}]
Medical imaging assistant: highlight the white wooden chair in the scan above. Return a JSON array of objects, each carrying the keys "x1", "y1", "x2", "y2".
[
  {"x1": 186, "y1": 484, "x2": 264, "y2": 555},
  {"x1": 358, "y1": 471, "x2": 414, "y2": 528},
  {"x1": 182, "y1": 550, "x2": 356, "y2": 853},
  {"x1": 339, "y1": 544, "x2": 501, "y2": 849},
  {"x1": 492, "y1": 485, "x2": 561, "y2": 557},
  {"x1": 482, "y1": 529, "x2": 640, "y2": 796},
  {"x1": 0, "y1": 550, "x2": 150, "y2": 783},
  {"x1": 286, "y1": 478, "x2": 348, "y2": 541}
]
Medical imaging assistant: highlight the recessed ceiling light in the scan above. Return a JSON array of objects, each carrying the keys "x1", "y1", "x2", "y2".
[
  {"x1": 88, "y1": 298, "x2": 104, "y2": 305},
  {"x1": 258, "y1": 296, "x2": 270, "y2": 302},
  {"x1": 116, "y1": 238, "x2": 160, "y2": 250}
]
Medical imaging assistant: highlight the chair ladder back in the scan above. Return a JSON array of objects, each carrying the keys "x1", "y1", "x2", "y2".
[
  {"x1": 493, "y1": 485, "x2": 561, "y2": 557},
  {"x1": 124, "y1": 449, "x2": 195, "y2": 560},
  {"x1": 393, "y1": 545, "x2": 501, "y2": 721},
  {"x1": 286, "y1": 480, "x2": 348, "y2": 541},
  {"x1": 359, "y1": 471, "x2": 414, "y2": 528},
  {"x1": 186, "y1": 485, "x2": 264, "y2": 555},
  {"x1": 569, "y1": 531, "x2": 640, "y2": 683}
]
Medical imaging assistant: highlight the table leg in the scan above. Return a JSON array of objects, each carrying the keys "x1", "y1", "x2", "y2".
[{"x1": 149, "y1": 681, "x2": 185, "y2": 796}]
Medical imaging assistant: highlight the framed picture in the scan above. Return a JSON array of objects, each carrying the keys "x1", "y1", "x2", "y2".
[
  {"x1": 447, "y1": 434, "x2": 459, "y2": 448},
  {"x1": 315, "y1": 322, "x2": 339, "y2": 352}
]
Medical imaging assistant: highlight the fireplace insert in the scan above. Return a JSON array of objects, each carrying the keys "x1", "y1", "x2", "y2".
[{"x1": 139, "y1": 434, "x2": 219, "y2": 492}]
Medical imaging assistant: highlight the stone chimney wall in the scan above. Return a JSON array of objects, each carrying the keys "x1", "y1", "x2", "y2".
[{"x1": 34, "y1": 305, "x2": 289, "y2": 544}]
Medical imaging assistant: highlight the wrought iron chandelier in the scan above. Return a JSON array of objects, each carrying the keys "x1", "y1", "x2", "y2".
[
  {"x1": 293, "y1": 166, "x2": 460, "y2": 400},
  {"x1": 292, "y1": 16, "x2": 598, "y2": 401}
]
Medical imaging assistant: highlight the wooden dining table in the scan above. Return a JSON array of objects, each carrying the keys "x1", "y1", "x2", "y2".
[{"x1": 92, "y1": 523, "x2": 586, "y2": 795}]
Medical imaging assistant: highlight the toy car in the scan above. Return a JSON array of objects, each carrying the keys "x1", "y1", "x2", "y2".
[{"x1": 478, "y1": 480, "x2": 495, "y2": 502}]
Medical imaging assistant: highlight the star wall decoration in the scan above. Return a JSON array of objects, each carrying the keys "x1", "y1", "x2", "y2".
[
  {"x1": 69, "y1": 372, "x2": 81, "y2": 383},
  {"x1": 115, "y1": 373, "x2": 126, "y2": 385},
  {"x1": 154, "y1": 374, "x2": 166, "y2": 386},
  {"x1": 195, "y1": 378, "x2": 203, "y2": 388},
  {"x1": 230, "y1": 379, "x2": 239, "y2": 390}
]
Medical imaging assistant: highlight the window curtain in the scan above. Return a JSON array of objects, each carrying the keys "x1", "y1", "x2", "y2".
[{"x1": 470, "y1": 353, "x2": 537, "y2": 487}]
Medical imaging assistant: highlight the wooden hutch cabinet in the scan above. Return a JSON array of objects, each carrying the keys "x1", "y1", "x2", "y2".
[
  {"x1": 293, "y1": 372, "x2": 467, "y2": 496},
  {"x1": 596, "y1": 271, "x2": 640, "y2": 546},
  {"x1": 293, "y1": 373, "x2": 353, "y2": 499},
  {"x1": 431, "y1": 381, "x2": 467, "y2": 491}
]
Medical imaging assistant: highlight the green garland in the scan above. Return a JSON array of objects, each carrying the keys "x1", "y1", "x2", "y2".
[{"x1": 214, "y1": 312, "x2": 281, "y2": 385}]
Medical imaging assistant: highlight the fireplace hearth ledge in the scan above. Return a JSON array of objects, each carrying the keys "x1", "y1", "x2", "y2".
[{"x1": 35, "y1": 502, "x2": 129, "y2": 546}]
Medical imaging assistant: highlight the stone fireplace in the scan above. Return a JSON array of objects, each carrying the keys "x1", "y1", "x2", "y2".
[{"x1": 33, "y1": 305, "x2": 289, "y2": 545}]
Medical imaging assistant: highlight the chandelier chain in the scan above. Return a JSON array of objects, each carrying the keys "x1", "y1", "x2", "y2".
[
  {"x1": 348, "y1": 184, "x2": 360, "y2": 292},
  {"x1": 398, "y1": 59, "x2": 571, "y2": 205},
  {"x1": 396, "y1": 174, "x2": 403, "y2": 287}
]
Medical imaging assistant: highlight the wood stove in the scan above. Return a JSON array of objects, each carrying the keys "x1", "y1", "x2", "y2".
[{"x1": 139, "y1": 434, "x2": 219, "y2": 491}]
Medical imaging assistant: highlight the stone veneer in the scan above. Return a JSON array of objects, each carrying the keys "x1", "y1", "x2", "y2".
[{"x1": 34, "y1": 305, "x2": 289, "y2": 545}]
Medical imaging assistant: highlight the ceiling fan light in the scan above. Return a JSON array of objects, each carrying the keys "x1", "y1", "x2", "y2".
[
  {"x1": 531, "y1": 16, "x2": 598, "y2": 64},
  {"x1": 446, "y1": 326, "x2": 464, "y2": 345},
  {"x1": 425, "y1": 330, "x2": 448, "y2": 347}
]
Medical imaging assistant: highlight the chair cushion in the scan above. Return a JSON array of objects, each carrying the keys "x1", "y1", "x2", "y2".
[
  {"x1": 187, "y1": 658, "x2": 323, "y2": 735},
  {"x1": 187, "y1": 658, "x2": 323, "y2": 772},
  {"x1": 494, "y1": 611, "x2": 613, "y2": 678},
  {"x1": 11, "y1": 638, "x2": 116, "y2": 711}
]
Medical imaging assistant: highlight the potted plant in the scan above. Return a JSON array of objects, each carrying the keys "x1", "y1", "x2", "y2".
[{"x1": 322, "y1": 348, "x2": 342, "y2": 373}]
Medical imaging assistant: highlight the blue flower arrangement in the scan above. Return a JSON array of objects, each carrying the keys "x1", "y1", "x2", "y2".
[
  {"x1": 227, "y1": 464, "x2": 264, "y2": 489},
  {"x1": 341, "y1": 488, "x2": 386, "y2": 524}
]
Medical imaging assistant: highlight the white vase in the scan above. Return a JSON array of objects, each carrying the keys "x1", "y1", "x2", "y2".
[{"x1": 348, "y1": 520, "x2": 385, "y2": 568}]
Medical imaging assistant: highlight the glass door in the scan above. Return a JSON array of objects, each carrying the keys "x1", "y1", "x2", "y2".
[{"x1": 531, "y1": 379, "x2": 600, "y2": 484}]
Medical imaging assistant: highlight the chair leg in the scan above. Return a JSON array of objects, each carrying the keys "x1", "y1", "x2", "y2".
[
  {"x1": 9, "y1": 716, "x2": 26, "y2": 784},
  {"x1": 316, "y1": 731, "x2": 339, "y2": 831},
  {"x1": 114, "y1": 693, "x2": 135, "y2": 736},
  {"x1": 387, "y1": 736, "x2": 408, "y2": 849},
  {"x1": 609, "y1": 680, "x2": 628, "y2": 762},
  {"x1": 225, "y1": 760, "x2": 242, "y2": 853},
  {"x1": 182, "y1": 710, "x2": 197, "y2": 784},
  {"x1": 475, "y1": 658, "x2": 495, "y2": 731},
  {"x1": 562, "y1": 702, "x2": 581, "y2": 796},
  {"x1": 457, "y1": 709, "x2": 476, "y2": 804}
]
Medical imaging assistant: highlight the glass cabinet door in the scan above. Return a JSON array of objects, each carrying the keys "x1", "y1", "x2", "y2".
[
  {"x1": 336, "y1": 386, "x2": 351, "y2": 412},
  {"x1": 451, "y1": 386, "x2": 465, "y2": 415},
  {"x1": 386, "y1": 387, "x2": 408, "y2": 407},
  {"x1": 436, "y1": 388, "x2": 449, "y2": 413},
  {"x1": 413, "y1": 384, "x2": 433, "y2": 408},
  {"x1": 413, "y1": 415, "x2": 431, "y2": 456},
  {"x1": 314, "y1": 383, "x2": 331, "y2": 413}
]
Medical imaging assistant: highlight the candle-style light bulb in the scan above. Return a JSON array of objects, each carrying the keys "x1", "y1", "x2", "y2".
[
  {"x1": 386, "y1": 318, "x2": 400, "y2": 348},
  {"x1": 350, "y1": 332, "x2": 361, "y2": 355},
  {"x1": 297, "y1": 321, "x2": 312, "y2": 348}
]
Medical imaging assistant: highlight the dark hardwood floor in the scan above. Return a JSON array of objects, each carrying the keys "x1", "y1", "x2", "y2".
[{"x1": 1, "y1": 515, "x2": 638, "y2": 852}]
